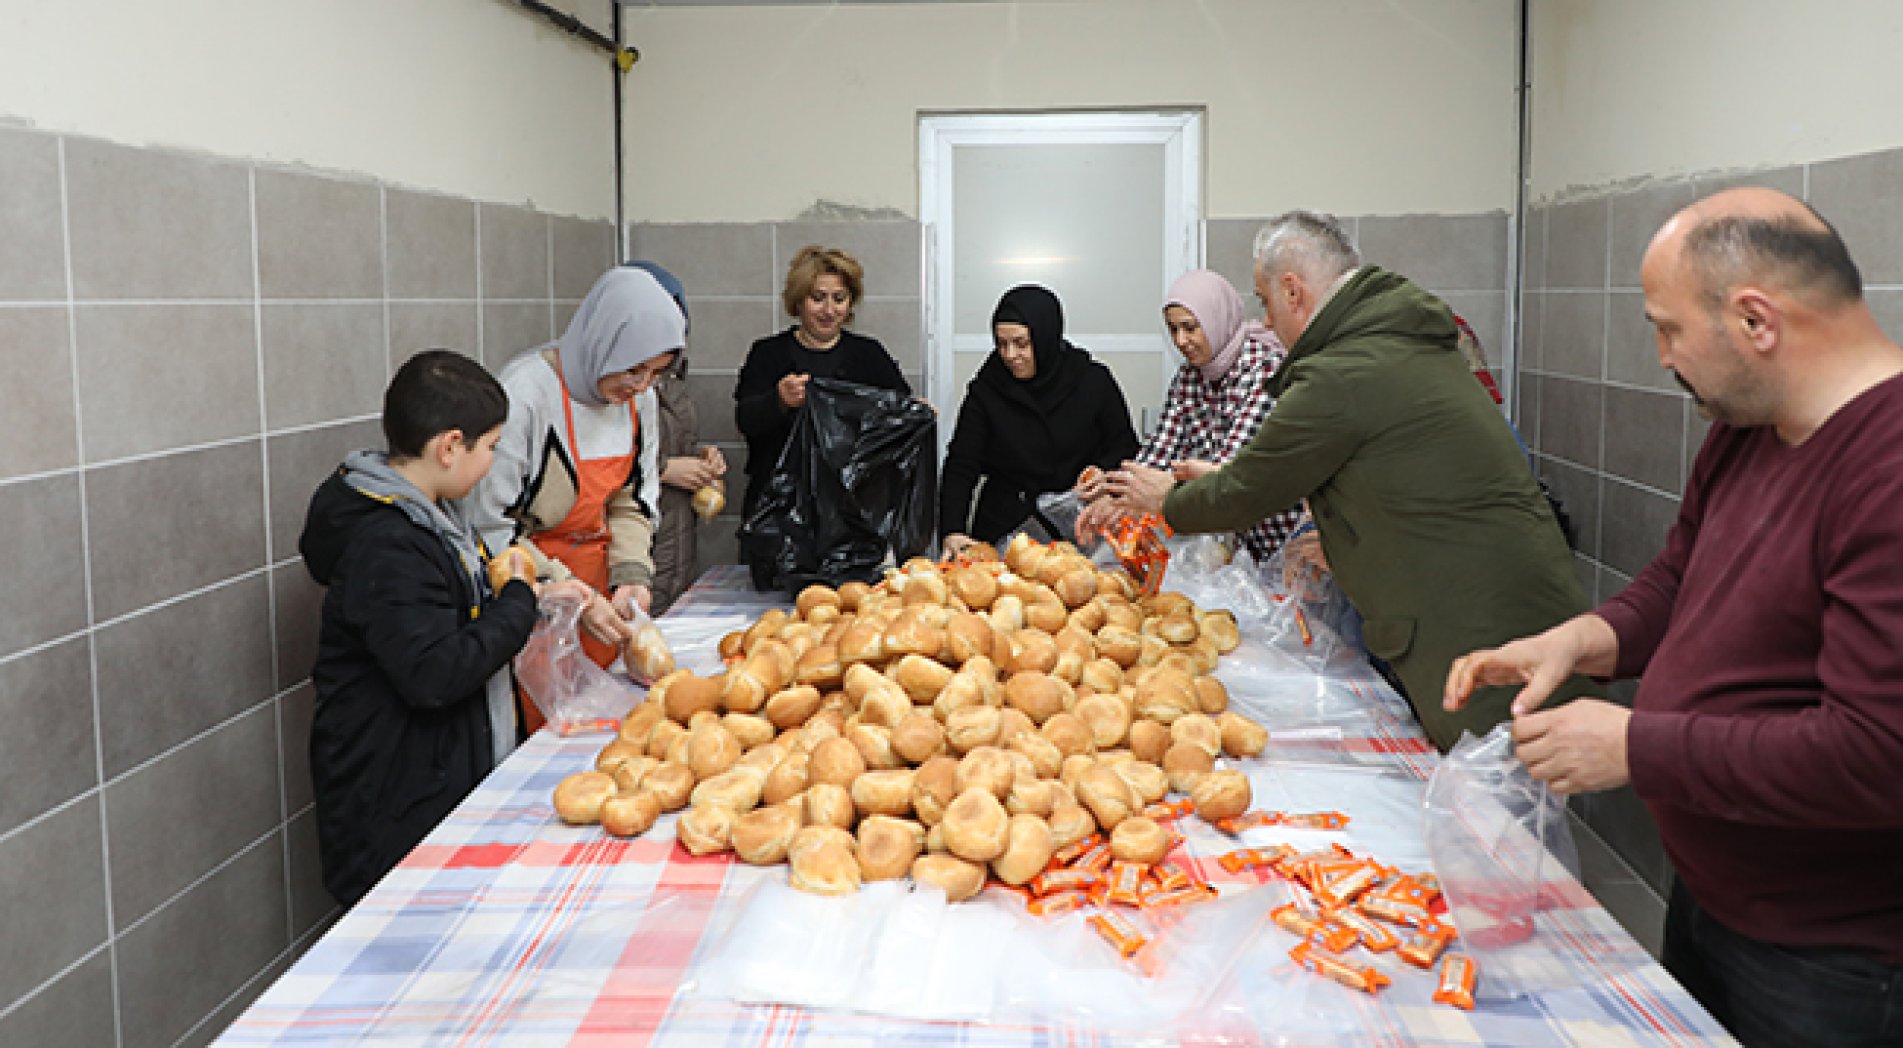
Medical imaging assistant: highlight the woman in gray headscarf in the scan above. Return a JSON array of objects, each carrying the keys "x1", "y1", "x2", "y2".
[{"x1": 466, "y1": 268, "x2": 684, "y2": 693}]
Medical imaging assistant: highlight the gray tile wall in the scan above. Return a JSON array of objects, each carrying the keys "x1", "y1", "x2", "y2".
[
  {"x1": 1517, "y1": 151, "x2": 1903, "y2": 904},
  {"x1": 0, "y1": 126, "x2": 612, "y2": 1046},
  {"x1": 625, "y1": 220, "x2": 925, "y2": 578}
]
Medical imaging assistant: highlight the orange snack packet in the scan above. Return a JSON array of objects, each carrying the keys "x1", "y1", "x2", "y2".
[{"x1": 1433, "y1": 953, "x2": 1478, "y2": 1010}]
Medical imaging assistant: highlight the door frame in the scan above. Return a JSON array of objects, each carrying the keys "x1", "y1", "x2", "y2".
[{"x1": 917, "y1": 110, "x2": 1204, "y2": 439}]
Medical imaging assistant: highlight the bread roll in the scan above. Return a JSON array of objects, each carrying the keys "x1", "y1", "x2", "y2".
[
  {"x1": 882, "y1": 609, "x2": 945, "y2": 659},
  {"x1": 1198, "y1": 609, "x2": 1241, "y2": 653},
  {"x1": 1127, "y1": 719, "x2": 1171, "y2": 764},
  {"x1": 1040, "y1": 711, "x2": 1096, "y2": 758},
  {"x1": 847, "y1": 722, "x2": 902, "y2": 770},
  {"x1": 692, "y1": 480, "x2": 726, "y2": 521},
  {"x1": 1193, "y1": 674, "x2": 1230, "y2": 715},
  {"x1": 1046, "y1": 802, "x2": 1096, "y2": 851},
  {"x1": 1095, "y1": 625, "x2": 1143, "y2": 668},
  {"x1": 1076, "y1": 766, "x2": 1137, "y2": 831},
  {"x1": 1068, "y1": 599, "x2": 1107, "y2": 635},
  {"x1": 1003, "y1": 671, "x2": 1072, "y2": 725},
  {"x1": 991, "y1": 814, "x2": 1055, "y2": 886},
  {"x1": 761, "y1": 751, "x2": 811, "y2": 806},
  {"x1": 627, "y1": 623, "x2": 675, "y2": 681},
  {"x1": 610, "y1": 757, "x2": 657, "y2": 795},
  {"x1": 911, "y1": 755, "x2": 960, "y2": 826},
  {"x1": 1134, "y1": 669, "x2": 1198, "y2": 724},
  {"x1": 795, "y1": 583, "x2": 840, "y2": 619},
  {"x1": 594, "y1": 738, "x2": 648, "y2": 775},
  {"x1": 944, "y1": 706, "x2": 1003, "y2": 754},
  {"x1": 890, "y1": 654, "x2": 954, "y2": 703},
  {"x1": 856, "y1": 815, "x2": 924, "y2": 881},
  {"x1": 891, "y1": 713, "x2": 946, "y2": 764},
  {"x1": 994, "y1": 707, "x2": 1036, "y2": 746},
  {"x1": 941, "y1": 787, "x2": 1010, "y2": 862},
  {"x1": 600, "y1": 791, "x2": 663, "y2": 838},
  {"x1": 690, "y1": 768, "x2": 764, "y2": 813},
  {"x1": 851, "y1": 769, "x2": 917, "y2": 818},
  {"x1": 803, "y1": 782, "x2": 857, "y2": 829},
  {"x1": 955, "y1": 746, "x2": 1017, "y2": 800},
  {"x1": 1005, "y1": 630, "x2": 1058, "y2": 675},
  {"x1": 858, "y1": 681, "x2": 913, "y2": 729},
  {"x1": 1112, "y1": 760, "x2": 1169, "y2": 805},
  {"x1": 763, "y1": 685, "x2": 823, "y2": 730},
  {"x1": 1110, "y1": 816, "x2": 1172, "y2": 864},
  {"x1": 686, "y1": 723, "x2": 743, "y2": 780},
  {"x1": 900, "y1": 571, "x2": 949, "y2": 607},
  {"x1": 808, "y1": 737, "x2": 867, "y2": 788},
  {"x1": 988, "y1": 593, "x2": 1025, "y2": 634},
  {"x1": 947, "y1": 566, "x2": 999, "y2": 610},
  {"x1": 794, "y1": 644, "x2": 845, "y2": 691},
  {"x1": 677, "y1": 804, "x2": 735, "y2": 855},
  {"x1": 717, "y1": 713, "x2": 771, "y2": 751},
  {"x1": 837, "y1": 617, "x2": 887, "y2": 665},
  {"x1": 1218, "y1": 712, "x2": 1269, "y2": 758},
  {"x1": 663, "y1": 673, "x2": 725, "y2": 724},
  {"x1": 618, "y1": 701, "x2": 666, "y2": 749},
  {"x1": 1170, "y1": 713, "x2": 1223, "y2": 758},
  {"x1": 1022, "y1": 590, "x2": 1068, "y2": 634},
  {"x1": 1191, "y1": 769, "x2": 1252, "y2": 821},
  {"x1": 553, "y1": 771, "x2": 618, "y2": 825},
  {"x1": 485, "y1": 544, "x2": 536, "y2": 593},
  {"x1": 789, "y1": 824, "x2": 856, "y2": 862},
  {"x1": 1007, "y1": 731, "x2": 1064, "y2": 780},
  {"x1": 1073, "y1": 693, "x2": 1132, "y2": 749},
  {"x1": 911, "y1": 854, "x2": 986, "y2": 902},
  {"x1": 789, "y1": 840, "x2": 861, "y2": 896},
  {"x1": 1058, "y1": 753, "x2": 1096, "y2": 792},
  {"x1": 1006, "y1": 776, "x2": 1063, "y2": 817},
  {"x1": 731, "y1": 803, "x2": 804, "y2": 865},
  {"x1": 1163, "y1": 741, "x2": 1215, "y2": 795},
  {"x1": 634, "y1": 762, "x2": 688, "y2": 812},
  {"x1": 934, "y1": 659, "x2": 998, "y2": 720}
]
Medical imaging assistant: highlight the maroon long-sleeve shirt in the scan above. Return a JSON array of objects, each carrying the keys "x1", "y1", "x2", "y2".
[{"x1": 1597, "y1": 373, "x2": 1903, "y2": 963}]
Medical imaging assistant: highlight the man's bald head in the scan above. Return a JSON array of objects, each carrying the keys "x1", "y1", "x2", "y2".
[{"x1": 1657, "y1": 188, "x2": 1862, "y2": 314}]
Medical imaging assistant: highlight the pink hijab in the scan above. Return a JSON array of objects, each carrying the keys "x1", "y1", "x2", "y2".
[{"x1": 1164, "y1": 270, "x2": 1270, "y2": 384}]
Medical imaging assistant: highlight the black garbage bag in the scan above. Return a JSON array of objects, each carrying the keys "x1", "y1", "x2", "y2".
[{"x1": 740, "y1": 376, "x2": 937, "y2": 594}]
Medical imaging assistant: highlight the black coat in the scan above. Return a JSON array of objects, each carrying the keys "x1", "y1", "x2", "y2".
[
  {"x1": 939, "y1": 350, "x2": 1141, "y2": 542},
  {"x1": 733, "y1": 328, "x2": 910, "y2": 519},
  {"x1": 299, "y1": 470, "x2": 537, "y2": 906}
]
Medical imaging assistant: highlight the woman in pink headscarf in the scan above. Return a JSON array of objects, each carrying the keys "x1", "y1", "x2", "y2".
[{"x1": 1076, "y1": 269, "x2": 1305, "y2": 562}]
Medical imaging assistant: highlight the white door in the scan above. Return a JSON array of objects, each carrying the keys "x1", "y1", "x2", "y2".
[{"x1": 918, "y1": 112, "x2": 1203, "y2": 451}]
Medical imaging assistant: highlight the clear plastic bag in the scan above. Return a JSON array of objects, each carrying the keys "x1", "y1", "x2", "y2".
[
  {"x1": 513, "y1": 589, "x2": 642, "y2": 735},
  {"x1": 997, "y1": 490, "x2": 1102, "y2": 557},
  {"x1": 1423, "y1": 724, "x2": 1583, "y2": 999}
]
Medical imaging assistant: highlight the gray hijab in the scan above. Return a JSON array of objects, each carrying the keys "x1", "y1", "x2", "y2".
[{"x1": 558, "y1": 268, "x2": 687, "y2": 407}]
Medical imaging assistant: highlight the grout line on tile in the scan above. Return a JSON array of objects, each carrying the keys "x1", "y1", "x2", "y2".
[
  {"x1": 110, "y1": 827, "x2": 283, "y2": 945},
  {"x1": 0, "y1": 940, "x2": 115, "y2": 1027},
  {"x1": 474, "y1": 202, "x2": 486, "y2": 364},
  {"x1": 56, "y1": 131, "x2": 125, "y2": 1048},
  {"x1": 167, "y1": 910, "x2": 335, "y2": 1048},
  {"x1": 91, "y1": 564, "x2": 272, "y2": 634},
  {"x1": 81, "y1": 432, "x2": 263, "y2": 473}
]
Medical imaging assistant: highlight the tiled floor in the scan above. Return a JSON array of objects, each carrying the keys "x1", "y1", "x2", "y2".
[{"x1": 1570, "y1": 812, "x2": 1666, "y2": 958}]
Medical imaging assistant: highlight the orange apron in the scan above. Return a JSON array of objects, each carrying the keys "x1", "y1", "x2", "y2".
[{"x1": 523, "y1": 379, "x2": 640, "y2": 733}]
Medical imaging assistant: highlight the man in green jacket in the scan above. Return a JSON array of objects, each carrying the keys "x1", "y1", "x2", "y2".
[{"x1": 1107, "y1": 210, "x2": 1592, "y2": 749}]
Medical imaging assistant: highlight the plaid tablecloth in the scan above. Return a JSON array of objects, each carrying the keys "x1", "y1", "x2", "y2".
[{"x1": 221, "y1": 566, "x2": 1735, "y2": 1046}]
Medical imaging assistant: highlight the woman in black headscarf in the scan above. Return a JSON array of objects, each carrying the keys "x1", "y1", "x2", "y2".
[{"x1": 939, "y1": 285, "x2": 1140, "y2": 558}]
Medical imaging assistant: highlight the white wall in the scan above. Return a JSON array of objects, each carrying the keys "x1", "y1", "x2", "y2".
[
  {"x1": 0, "y1": 0, "x2": 618, "y2": 218},
  {"x1": 620, "y1": 0, "x2": 1520, "y2": 222},
  {"x1": 1530, "y1": 0, "x2": 1903, "y2": 201}
]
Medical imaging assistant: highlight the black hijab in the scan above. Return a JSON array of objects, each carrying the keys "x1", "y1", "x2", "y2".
[{"x1": 984, "y1": 284, "x2": 1082, "y2": 410}]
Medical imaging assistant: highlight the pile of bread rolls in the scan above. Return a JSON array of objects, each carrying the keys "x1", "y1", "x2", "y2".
[{"x1": 553, "y1": 533, "x2": 1269, "y2": 900}]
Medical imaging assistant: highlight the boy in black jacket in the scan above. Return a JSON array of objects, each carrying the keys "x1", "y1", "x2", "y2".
[{"x1": 299, "y1": 350, "x2": 544, "y2": 906}]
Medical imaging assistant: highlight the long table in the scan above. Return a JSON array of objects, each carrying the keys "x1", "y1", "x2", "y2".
[{"x1": 220, "y1": 566, "x2": 1735, "y2": 1045}]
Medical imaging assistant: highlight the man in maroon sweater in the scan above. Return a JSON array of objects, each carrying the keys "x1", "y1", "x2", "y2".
[{"x1": 1445, "y1": 188, "x2": 1903, "y2": 1048}]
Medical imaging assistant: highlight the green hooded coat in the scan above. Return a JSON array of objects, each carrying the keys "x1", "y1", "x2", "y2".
[{"x1": 1162, "y1": 266, "x2": 1595, "y2": 748}]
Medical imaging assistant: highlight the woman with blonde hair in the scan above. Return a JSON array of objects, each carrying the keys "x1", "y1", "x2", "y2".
[{"x1": 732, "y1": 245, "x2": 910, "y2": 524}]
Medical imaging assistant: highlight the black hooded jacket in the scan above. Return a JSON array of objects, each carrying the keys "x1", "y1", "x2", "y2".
[
  {"x1": 299, "y1": 462, "x2": 537, "y2": 906},
  {"x1": 939, "y1": 286, "x2": 1141, "y2": 542}
]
